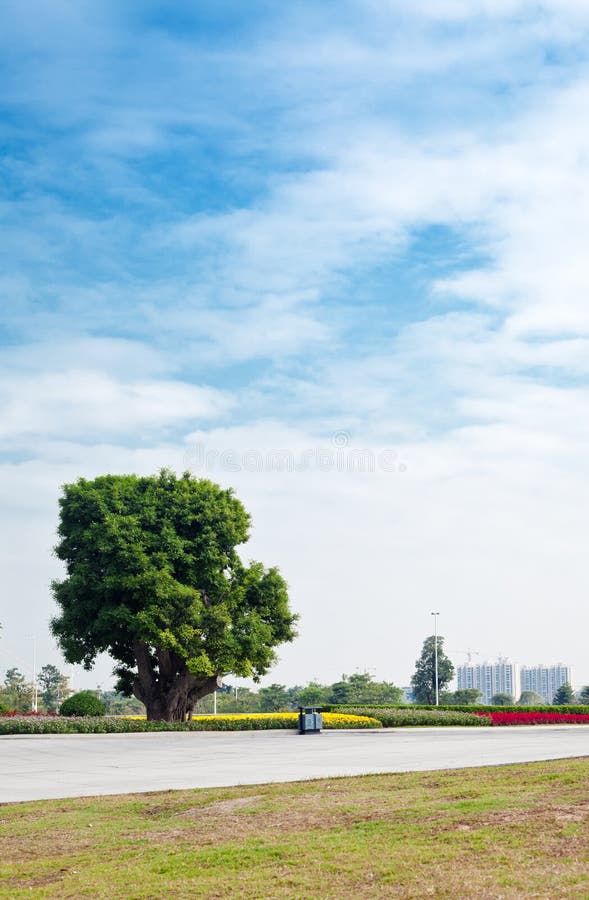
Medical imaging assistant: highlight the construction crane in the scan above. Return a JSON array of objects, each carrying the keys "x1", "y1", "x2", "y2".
[{"x1": 454, "y1": 648, "x2": 481, "y2": 664}]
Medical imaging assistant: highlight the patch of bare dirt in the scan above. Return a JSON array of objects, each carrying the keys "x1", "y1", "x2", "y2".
[{"x1": 177, "y1": 795, "x2": 264, "y2": 817}]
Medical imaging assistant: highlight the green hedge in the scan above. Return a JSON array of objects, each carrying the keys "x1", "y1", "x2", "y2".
[
  {"x1": 0, "y1": 714, "x2": 375, "y2": 735},
  {"x1": 323, "y1": 704, "x2": 589, "y2": 715},
  {"x1": 330, "y1": 707, "x2": 491, "y2": 727}
]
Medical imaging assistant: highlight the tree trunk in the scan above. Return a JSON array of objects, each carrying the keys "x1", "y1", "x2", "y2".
[{"x1": 131, "y1": 640, "x2": 222, "y2": 721}]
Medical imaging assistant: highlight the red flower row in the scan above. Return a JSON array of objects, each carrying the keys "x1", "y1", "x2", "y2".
[
  {"x1": 476, "y1": 711, "x2": 589, "y2": 725},
  {"x1": 0, "y1": 710, "x2": 58, "y2": 718}
]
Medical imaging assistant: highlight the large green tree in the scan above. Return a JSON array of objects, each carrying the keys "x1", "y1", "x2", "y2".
[
  {"x1": 51, "y1": 471, "x2": 298, "y2": 721},
  {"x1": 491, "y1": 693, "x2": 514, "y2": 706},
  {"x1": 328, "y1": 673, "x2": 403, "y2": 706},
  {"x1": 444, "y1": 688, "x2": 482, "y2": 705},
  {"x1": 553, "y1": 682, "x2": 575, "y2": 705},
  {"x1": 517, "y1": 691, "x2": 545, "y2": 706},
  {"x1": 100, "y1": 691, "x2": 145, "y2": 716},
  {"x1": 38, "y1": 664, "x2": 69, "y2": 712},
  {"x1": 293, "y1": 681, "x2": 330, "y2": 707},
  {"x1": 1, "y1": 668, "x2": 33, "y2": 712},
  {"x1": 258, "y1": 683, "x2": 291, "y2": 712},
  {"x1": 578, "y1": 685, "x2": 589, "y2": 704},
  {"x1": 410, "y1": 635, "x2": 454, "y2": 704}
]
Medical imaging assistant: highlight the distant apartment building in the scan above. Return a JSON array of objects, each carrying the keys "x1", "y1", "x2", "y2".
[
  {"x1": 520, "y1": 665, "x2": 573, "y2": 704},
  {"x1": 457, "y1": 659, "x2": 520, "y2": 704}
]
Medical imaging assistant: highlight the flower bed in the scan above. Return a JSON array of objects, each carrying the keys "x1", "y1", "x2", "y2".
[
  {"x1": 0, "y1": 711, "x2": 380, "y2": 735},
  {"x1": 478, "y1": 711, "x2": 589, "y2": 726}
]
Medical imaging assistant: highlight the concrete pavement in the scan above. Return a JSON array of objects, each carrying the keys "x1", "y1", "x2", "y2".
[{"x1": 1, "y1": 725, "x2": 588, "y2": 803}]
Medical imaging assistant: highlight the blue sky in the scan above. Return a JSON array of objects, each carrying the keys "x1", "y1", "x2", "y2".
[{"x1": 3, "y1": 0, "x2": 589, "y2": 691}]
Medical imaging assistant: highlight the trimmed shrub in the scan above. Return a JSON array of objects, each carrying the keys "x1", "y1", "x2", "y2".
[
  {"x1": 59, "y1": 691, "x2": 106, "y2": 717},
  {"x1": 331, "y1": 707, "x2": 491, "y2": 727},
  {"x1": 0, "y1": 702, "x2": 8, "y2": 714}
]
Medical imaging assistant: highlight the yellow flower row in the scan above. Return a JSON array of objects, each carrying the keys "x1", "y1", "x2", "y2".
[{"x1": 123, "y1": 712, "x2": 380, "y2": 727}]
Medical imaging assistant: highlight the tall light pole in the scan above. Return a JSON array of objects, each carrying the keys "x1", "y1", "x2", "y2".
[
  {"x1": 431, "y1": 612, "x2": 439, "y2": 706},
  {"x1": 31, "y1": 636, "x2": 38, "y2": 712}
]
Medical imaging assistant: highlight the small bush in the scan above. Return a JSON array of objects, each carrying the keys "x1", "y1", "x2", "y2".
[
  {"x1": 59, "y1": 691, "x2": 106, "y2": 717},
  {"x1": 0, "y1": 702, "x2": 8, "y2": 714}
]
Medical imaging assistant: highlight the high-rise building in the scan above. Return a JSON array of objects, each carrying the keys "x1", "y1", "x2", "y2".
[
  {"x1": 457, "y1": 659, "x2": 520, "y2": 704},
  {"x1": 520, "y1": 665, "x2": 573, "y2": 704}
]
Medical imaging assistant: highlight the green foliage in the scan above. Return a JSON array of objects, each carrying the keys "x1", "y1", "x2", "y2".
[
  {"x1": 189, "y1": 676, "x2": 404, "y2": 713},
  {"x1": 258, "y1": 683, "x2": 291, "y2": 712},
  {"x1": 0, "y1": 701, "x2": 7, "y2": 713},
  {"x1": 410, "y1": 636, "x2": 454, "y2": 704},
  {"x1": 324, "y1": 703, "x2": 589, "y2": 714},
  {"x1": 292, "y1": 682, "x2": 330, "y2": 707},
  {"x1": 0, "y1": 714, "x2": 379, "y2": 735},
  {"x1": 100, "y1": 691, "x2": 145, "y2": 715},
  {"x1": 215, "y1": 686, "x2": 262, "y2": 713},
  {"x1": 51, "y1": 471, "x2": 298, "y2": 721},
  {"x1": 327, "y1": 672, "x2": 404, "y2": 706},
  {"x1": 490, "y1": 693, "x2": 515, "y2": 705},
  {"x1": 59, "y1": 690, "x2": 106, "y2": 717},
  {"x1": 443, "y1": 688, "x2": 482, "y2": 705},
  {"x1": 38, "y1": 664, "x2": 70, "y2": 712},
  {"x1": 518, "y1": 691, "x2": 546, "y2": 705},
  {"x1": 578, "y1": 686, "x2": 589, "y2": 704},
  {"x1": 331, "y1": 707, "x2": 490, "y2": 727},
  {"x1": 553, "y1": 682, "x2": 575, "y2": 705},
  {"x1": 0, "y1": 668, "x2": 33, "y2": 712}
]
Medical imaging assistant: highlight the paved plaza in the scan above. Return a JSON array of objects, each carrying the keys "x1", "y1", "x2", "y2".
[{"x1": 1, "y1": 725, "x2": 587, "y2": 803}]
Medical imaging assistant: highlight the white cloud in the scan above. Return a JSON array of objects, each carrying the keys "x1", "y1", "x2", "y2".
[
  {"x1": 0, "y1": 370, "x2": 232, "y2": 441},
  {"x1": 3, "y1": 410, "x2": 589, "y2": 690},
  {"x1": 3, "y1": 0, "x2": 589, "y2": 692},
  {"x1": 370, "y1": 0, "x2": 589, "y2": 23}
]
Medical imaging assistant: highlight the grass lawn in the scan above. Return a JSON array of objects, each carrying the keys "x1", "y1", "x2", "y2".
[{"x1": 1, "y1": 758, "x2": 588, "y2": 899}]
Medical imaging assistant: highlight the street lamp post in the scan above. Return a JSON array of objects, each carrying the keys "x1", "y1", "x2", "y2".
[
  {"x1": 31, "y1": 636, "x2": 38, "y2": 712},
  {"x1": 431, "y1": 612, "x2": 439, "y2": 706}
]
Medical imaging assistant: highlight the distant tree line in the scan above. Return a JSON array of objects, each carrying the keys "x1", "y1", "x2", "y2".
[
  {"x1": 0, "y1": 666, "x2": 144, "y2": 714},
  {"x1": 0, "y1": 665, "x2": 71, "y2": 712},
  {"x1": 191, "y1": 672, "x2": 405, "y2": 714}
]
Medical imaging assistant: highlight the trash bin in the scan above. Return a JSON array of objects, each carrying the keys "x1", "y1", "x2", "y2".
[{"x1": 298, "y1": 706, "x2": 323, "y2": 734}]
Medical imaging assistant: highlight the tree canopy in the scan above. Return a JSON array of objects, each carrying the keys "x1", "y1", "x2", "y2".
[
  {"x1": 38, "y1": 664, "x2": 69, "y2": 712},
  {"x1": 490, "y1": 693, "x2": 514, "y2": 706},
  {"x1": 442, "y1": 688, "x2": 482, "y2": 705},
  {"x1": 328, "y1": 672, "x2": 403, "y2": 706},
  {"x1": 0, "y1": 668, "x2": 32, "y2": 712},
  {"x1": 553, "y1": 682, "x2": 575, "y2": 705},
  {"x1": 258, "y1": 683, "x2": 291, "y2": 712},
  {"x1": 578, "y1": 685, "x2": 589, "y2": 704},
  {"x1": 51, "y1": 470, "x2": 298, "y2": 721},
  {"x1": 517, "y1": 691, "x2": 545, "y2": 706},
  {"x1": 410, "y1": 635, "x2": 454, "y2": 704}
]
